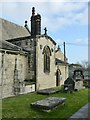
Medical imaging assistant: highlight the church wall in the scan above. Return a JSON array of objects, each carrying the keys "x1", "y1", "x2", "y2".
[
  {"x1": 11, "y1": 38, "x2": 36, "y2": 80},
  {"x1": 0, "y1": 52, "x2": 2, "y2": 99},
  {"x1": 36, "y1": 37, "x2": 56, "y2": 90},
  {"x1": 0, "y1": 51, "x2": 28, "y2": 98},
  {"x1": 55, "y1": 51, "x2": 64, "y2": 61}
]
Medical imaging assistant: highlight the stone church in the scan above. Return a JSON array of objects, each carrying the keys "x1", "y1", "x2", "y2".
[{"x1": 0, "y1": 7, "x2": 68, "y2": 98}]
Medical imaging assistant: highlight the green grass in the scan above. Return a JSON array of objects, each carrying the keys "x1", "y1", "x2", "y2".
[{"x1": 2, "y1": 89, "x2": 89, "y2": 119}]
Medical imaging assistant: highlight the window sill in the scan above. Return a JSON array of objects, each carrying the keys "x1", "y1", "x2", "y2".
[{"x1": 44, "y1": 71, "x2": 50, "y2": 75}]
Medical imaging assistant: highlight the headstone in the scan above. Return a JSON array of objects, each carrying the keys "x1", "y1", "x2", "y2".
[
  {"x1": 64, "y1": 77, "x2": 75, "y2": 93},
  {"x1": 75, "y1": 81, "x2": 85, "y2": 90},
  {"x1": 73, "y1": 69, "x2": 85, "y2": 90}
]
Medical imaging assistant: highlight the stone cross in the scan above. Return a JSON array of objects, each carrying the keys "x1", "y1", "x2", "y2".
[{"x1": 44, "y1": 27, "x2": 47, "y2": 35}]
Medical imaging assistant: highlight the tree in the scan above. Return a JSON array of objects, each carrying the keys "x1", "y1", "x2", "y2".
[
  {"x1": 76, "y1": 60, "x2": 90, "y2": 69},
  {"x1": 81, "y1": 61, "x2": 88, "y2": 69}
]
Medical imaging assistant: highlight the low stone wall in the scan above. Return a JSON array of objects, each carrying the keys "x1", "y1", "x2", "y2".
[
  {"x1": 23, "y1": 84, "x2": 35, "y2": 94},
  {"x1": 0, "y1": 51, "x2": 29, "y2": 98}
]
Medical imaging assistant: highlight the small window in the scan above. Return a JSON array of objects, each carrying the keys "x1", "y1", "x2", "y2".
[{"x1": 40, "y1": 45, "x2": 42, "y2": 49}]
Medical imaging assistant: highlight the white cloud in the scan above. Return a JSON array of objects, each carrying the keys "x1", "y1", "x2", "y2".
[
  {"x1": 54, "y1": 37, "x2": 88, "y2": 49},
  {"x1": 72, "y1": 7, "x2": 88, "y2": 25},
  {"x1": 0, "y1": 0, "x2": 89, "y2": 2},
  {"x1": 74, "y1": 38, "x2": 88, "y2": 44},
  {"x1": 49, "y1": 2, "x2": 86, "y2": 13},
  {"x1": 40, "y1": 2, "x2": 88, "y2": 32},
  {"x1": 0, "y1": 3, "x2": 2, "y2": 18},
  {"x1": 0, "y1": 1, "x2": 88, "y2": 33}
]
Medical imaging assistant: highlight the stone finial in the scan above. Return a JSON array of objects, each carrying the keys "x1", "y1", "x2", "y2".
[
  {"x1": 24, "y1": 20, "x2": 31, "y2": 34},
  {"x1": 32, "y1": 7, "x2": 35, "y2": 16},
  {"x1": 24, "y1": 20, "x2": 27, "y2": 27},
  {"x1": 58, "y1": 45, "x2": 60, "y2": 51}
]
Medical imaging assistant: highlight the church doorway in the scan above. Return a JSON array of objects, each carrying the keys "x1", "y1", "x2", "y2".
[{"x1": 56, "y1": 69, "x2": 62, "y2": 86}]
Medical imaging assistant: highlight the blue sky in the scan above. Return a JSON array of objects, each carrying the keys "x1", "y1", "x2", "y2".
[{"x1": 0, "y1": 0, "x2": 89, "y2": 64}]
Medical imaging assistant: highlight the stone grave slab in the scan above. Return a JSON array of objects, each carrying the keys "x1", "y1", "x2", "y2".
[
  {"x1": 31, "y1": 97, "x2": 66, "y2": 112},
  {"x1": 37, "y1": 88, "x2": 61, "y2": 95}
]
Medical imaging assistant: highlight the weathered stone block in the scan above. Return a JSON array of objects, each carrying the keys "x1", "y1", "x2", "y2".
[
  {"x1": 31, "y1": 97, "x2": 66, "y2": 112},
  {"x1": 37, "y1": 88, "x2": 61, "y2": 95}
]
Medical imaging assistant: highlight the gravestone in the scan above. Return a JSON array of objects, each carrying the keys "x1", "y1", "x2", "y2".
[
  {"x1": 37, "y1": 87, "x2": 61, "y2": 95},
  {"x1": 73, "y1": 69, "x2": 85, "y2": 90},
  {"x1": 64, "y1": 77, "x2": 75, "y2": 93},
  {"x1": 31, "y1": 97, "x2": 66, "y2": 112},
  {"x1": 74, "y1": 80, "x2": 85, "y2": 90}
]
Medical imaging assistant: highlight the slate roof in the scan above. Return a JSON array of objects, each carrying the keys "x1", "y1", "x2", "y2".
[
  {"x1": 0, "y1": 18, "x2": 30, "y2": 41},
  {"x1": 0, "y1": 40, "x2": 22, "y2": 51},
  {"x1": 69, "y1": 63, "x2": 82, "y2": 67},
  {"x1": 55, "y1": 58, "x2": 68, "y2": 65}
]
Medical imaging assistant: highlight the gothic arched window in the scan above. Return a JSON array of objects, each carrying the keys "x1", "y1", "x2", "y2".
[{"x1": 43, "y1": 46, "x2": 51, "y2": 73}]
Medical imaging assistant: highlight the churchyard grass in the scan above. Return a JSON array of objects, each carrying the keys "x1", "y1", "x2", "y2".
[{"x1": 2, "y1": 88, "x2": 89, "y2": 119}]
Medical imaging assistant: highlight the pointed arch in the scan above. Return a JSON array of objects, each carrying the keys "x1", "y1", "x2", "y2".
[
  {"x1": 43, "y1": 45, "x2": 52, "y2": 56},
  {"x1": 56, "y1": 69, "x2": 62, "y2": 86}
]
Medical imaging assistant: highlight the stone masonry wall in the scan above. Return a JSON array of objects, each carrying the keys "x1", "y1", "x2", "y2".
[
  {"x1": 0, "y1": 52, "x2": 28, "y2": 98},
  {"x1": 55, "y1": 50, "x2": 64, "y2": 61},
  {"x1": 11, "y1": 38, "x2": 36, "y2": 81},
  {"x1": 36, "y1": 37, "x2": 56, "y2": 90},
  {"x1": 0, "y1": 52, "x2": 2, "y2": 99}
]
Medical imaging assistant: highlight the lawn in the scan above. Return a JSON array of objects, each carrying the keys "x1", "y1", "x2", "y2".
[{"x1": 2, "y1": 88, "x2": 89, "y2": 119}]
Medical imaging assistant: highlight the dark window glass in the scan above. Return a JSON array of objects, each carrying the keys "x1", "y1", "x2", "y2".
[
  {"x1": 43, "y1": 46, "x2": 51, "y2": 73},
  {"x1": 26, "y1": 41, "x2": 28, "y2": 45}
]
